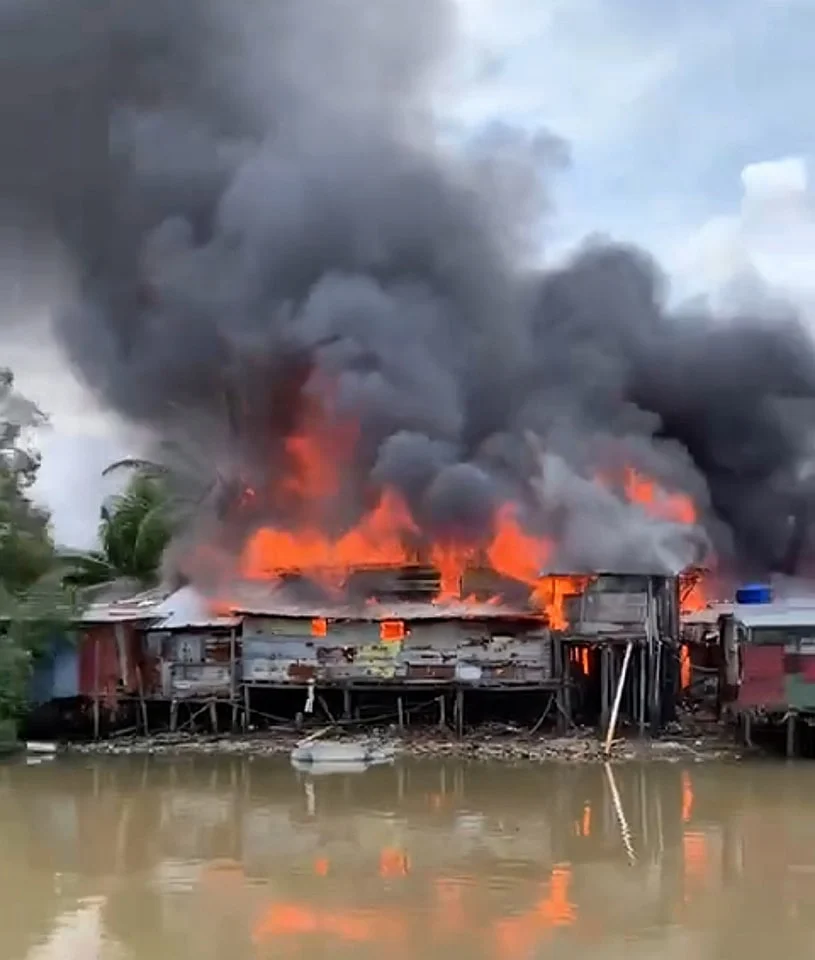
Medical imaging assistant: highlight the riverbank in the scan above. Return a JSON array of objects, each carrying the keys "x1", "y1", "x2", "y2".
[{"x1": 64, "y1": 721, "x2": 745, "y2": 764}]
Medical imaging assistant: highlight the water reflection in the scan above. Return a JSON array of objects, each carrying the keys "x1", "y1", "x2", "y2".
[{"x1": 2, "y1": 755, "x2": 815, "y2": 958}]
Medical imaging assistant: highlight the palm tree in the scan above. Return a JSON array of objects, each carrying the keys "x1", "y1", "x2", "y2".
[{"x1": 61, "y1": 473, "x2": 173, "y2": 589}]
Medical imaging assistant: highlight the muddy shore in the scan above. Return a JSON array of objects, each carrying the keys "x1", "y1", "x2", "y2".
[{"x1": 63, "y1": 721, "x2": 745, "y2": 764}]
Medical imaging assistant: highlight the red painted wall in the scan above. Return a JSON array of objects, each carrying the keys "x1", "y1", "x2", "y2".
[
  {"x1": 738, "y1": 645, "x2": 785, "y2": 709},
  {"x1": 77, "y1": 623, "x2": 146, "y2": 703}
]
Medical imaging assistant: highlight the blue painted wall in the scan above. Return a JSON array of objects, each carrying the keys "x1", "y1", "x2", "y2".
[{"x1": 29, "y1": 633, "x2": 79, "y2": 704}]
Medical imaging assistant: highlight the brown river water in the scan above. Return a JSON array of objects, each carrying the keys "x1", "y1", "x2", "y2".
[{"x1": 2, "y1": 753, "x2": 815, "y2": 959}]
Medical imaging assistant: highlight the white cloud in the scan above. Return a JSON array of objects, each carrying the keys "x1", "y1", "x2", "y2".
[{"x1": 672, "y1": 155, "x2": 815, "y2": 316}]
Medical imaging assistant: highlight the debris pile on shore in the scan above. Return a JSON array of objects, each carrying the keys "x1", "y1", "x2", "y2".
[{"x1": 64, "y1": 723, "x2": 742, "y2": 764}]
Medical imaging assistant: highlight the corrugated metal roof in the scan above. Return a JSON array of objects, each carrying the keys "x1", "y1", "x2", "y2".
[
  {"x1": 153, "y1": 586, "x2": 241, "y2": 630},
  {"x1": 734, "y1": 600, "x2": 815, "y2": 628},
  {"x1": 682, "y1": 603, "x2": 733, "y2": 625},
  {"x1": 79, "y1": 586, "x2": 169, "y2": 624},
  {"x1": 229, "y1": 581, "x2": 540, "y2": 622},
  {"x1": 237, "y1": 601, "x2": 542, "y2": 621}
]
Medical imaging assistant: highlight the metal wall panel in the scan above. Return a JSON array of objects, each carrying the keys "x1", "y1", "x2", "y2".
[
  {"x1": 170, "y1": 663, "x2": 233, "y2": 697},
  {"x1": 242, "y1": 618, "x2": 554, "y2": 687}
]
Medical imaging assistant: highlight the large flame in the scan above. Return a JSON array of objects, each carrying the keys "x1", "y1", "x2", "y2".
[{"x1": 231, "y1": 400, "x2": 701, "y2": 628}]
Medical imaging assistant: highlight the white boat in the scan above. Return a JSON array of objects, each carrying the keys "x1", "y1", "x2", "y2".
[
  {"x1": 25, "y1": 741, "x2": 58, "y2": 755},
  {"x1": 290, "y1": 739, "x2": 396, "y2": 767}
]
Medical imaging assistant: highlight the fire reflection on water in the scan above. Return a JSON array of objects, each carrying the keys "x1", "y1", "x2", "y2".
[{"x1": 5, "y1": 757, "x2": 815, "y2": 960}]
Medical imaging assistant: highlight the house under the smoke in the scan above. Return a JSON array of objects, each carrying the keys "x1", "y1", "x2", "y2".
[
  {"x1": 24, "y1": 568, "x2": 684, "y2": 739},
  {"x1": 559, "y1": 574, "x2": 682, "y2": 733},
  {"x1": 236, "y1": 568, "x2": 682, "y2": 734}
]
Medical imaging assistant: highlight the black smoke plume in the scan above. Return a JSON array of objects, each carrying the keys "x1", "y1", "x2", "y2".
[{"x1": 1, "y1": 0, "x2": 814, "y2": 580}]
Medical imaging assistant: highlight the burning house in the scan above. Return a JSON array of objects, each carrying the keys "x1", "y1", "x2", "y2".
[{"x1": 226, "y1": 563, "x2": 683, "y2": 736}]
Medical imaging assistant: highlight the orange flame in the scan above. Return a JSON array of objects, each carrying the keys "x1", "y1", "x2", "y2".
[
  {"x1": 622, "y1": 466, "x2": 697, "y2": 525},
  {"x1": 680, "y1": 576, "x2": 707, "y2": 614},
  {"x1": 232, "y1": 404, "x2": 643, "y2": 625},
  {"x1": 241, "y1": 487, "x2": 419, "y2": 590}
]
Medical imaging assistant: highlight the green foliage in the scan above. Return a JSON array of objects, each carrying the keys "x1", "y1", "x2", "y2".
[
  {"x1": 0, "y1": 369, "x2": 76, "y2": 720},
  {"x1": 62, "y1": 472, "x2": 172, "y2": 589},
  {"x1": 0, "y1": 717, "x2": 17, "y2": 747}
]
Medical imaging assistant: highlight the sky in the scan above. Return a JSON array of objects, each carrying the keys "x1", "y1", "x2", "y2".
[{"x1": 4, "y1": 0, "x2": 815, "y2": 547}]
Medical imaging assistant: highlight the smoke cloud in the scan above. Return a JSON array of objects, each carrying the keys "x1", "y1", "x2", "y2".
[{"x1": 1, "y1": 0, "x2": 814, "y2": 579}]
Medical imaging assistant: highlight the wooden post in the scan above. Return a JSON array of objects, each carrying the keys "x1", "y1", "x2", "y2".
[
  {"x1": 244, "y1": 685, "x2": 251, "y2": 730},
  {"x1": 438, "y1": 695, "x2": 446, "y2": 730},
  {"x1": 343, "y1": 687, "x2": 352, "y2": 720},
  {"x1": 229, "y1": 627, "x2": 237, "y2": 731},
  {"x1": 397, "y1": 695, "x2": 405, "y2": 731},
  {"x1": 604, "y1": 640, "x2": 634, "y2": 756},
  {"x1": 170, "y1": 699, "x2": 178, "y2": 733},
  {"x1": 456, "y1": 688, "x2": 464, "y2": 738},
  {"x1": 649, "y1": 640, "x2": 663, "y2": 734},
  {"x1": 93, "y1": 634, "x2": 101, "y2": 741},
  {"x1": 638, "y1": 644, "x2": 647, "y2": 737},
  {"x1": 553, "y1": 635, "x2": 567, "y2": 734},
  {"x1": 209, "y1": 699, "x2": 219, "y2": 734},
  {"x1": 136, "y1": 666, "x2": 149, "y2": 736},
  {"x1": 742, "y1": 711, "x2": 753, "y2": 747},
  {"x1": 600, "y1": 646, "x2": 610, "y2": 730},
  {"x1": 787, "y1": 711, "x2": 797, "y2": 759}
]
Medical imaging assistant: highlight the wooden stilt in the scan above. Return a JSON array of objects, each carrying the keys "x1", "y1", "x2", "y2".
[
  {"x1": 170, "y1": 699, "x2": 179, "y2": 733},
  {"x1": 638, "y1": 644, "x2": 647, "y2": 737},
  {"x1": 209, "y1": 699, "x2": 218, "y2": 734},
  {"x1": 93, "y1": 635, "x2": 101, "y2": 741},
  {"x1": 343, "y1": 687, "x2": 352, "y2": 720},
  {"x1": 456, "y1": 688, "x2": 464, "y2": 738},
  {"x1": 787, "y1": 711, "x2": 797, "y2": 759},
  {"x1": 554, "y1": 636, "x2": 567, "y2": 734},
  {"x1": 229, "y1": 627, "x2": 237, "y2": 732},
  {"x1": 136, "y1": 666, "x2": 149, "y2": 736},
  {"x1": 438, "y1": 695, "x2": 446, "y2": 730},
  {"x1": 244, "y1": 685, "x2": 251, "y2": 730},
  {"x1": 742, "y1": 711, "x2": 753, "y2": 747},
  {"x1": 397, "y1": 695, "x2": 405, "y2": 731},
  {"x1": 600, "y1": 647, "x2": 610, "y2": 730}
]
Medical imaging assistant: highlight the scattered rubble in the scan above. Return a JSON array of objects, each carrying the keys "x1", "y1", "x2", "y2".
[{"x1": 63, "y1": 720, "x2": 744, "y2": 764}]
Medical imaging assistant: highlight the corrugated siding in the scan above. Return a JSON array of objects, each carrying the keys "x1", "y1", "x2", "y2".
[
  {"x1": 244, "y1": 638, "x2": 317, "y2": 683},
  {"x1": 579, "y1": 592, "x2": 649, "y2": 631},
  {"x1": 170, "y1": 662, "x2": 233, "y2": 698},
  {"x1": 242, "y1": 618, "x2": 554, "y2": 686},
  {"x1": 738, "y1": 645, "x2": 786, "y2": 709},
  {"x1": 78, "y1": 623, "x2": 142, "y2": 701}
]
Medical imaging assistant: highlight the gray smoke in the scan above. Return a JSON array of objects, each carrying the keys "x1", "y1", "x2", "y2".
[{"x1": 1, "y1": 0, "x2": 814, "y2": 579}]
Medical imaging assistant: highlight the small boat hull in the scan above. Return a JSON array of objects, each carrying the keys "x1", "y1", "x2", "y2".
[{"x1": 290, "y1": 740, "x2": 396, "y2": 768}]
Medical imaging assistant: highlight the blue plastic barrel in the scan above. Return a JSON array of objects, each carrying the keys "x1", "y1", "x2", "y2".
[{"x1": 735, "y1": 584, "x2": 772, "y2": 605}]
